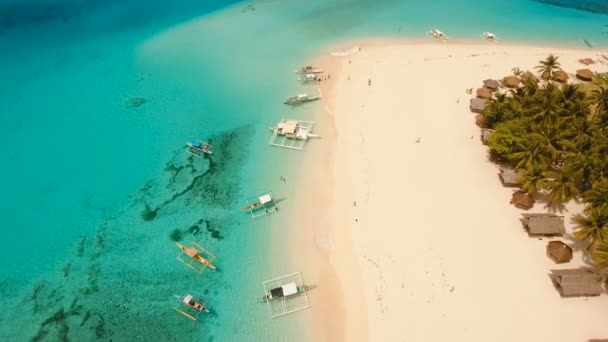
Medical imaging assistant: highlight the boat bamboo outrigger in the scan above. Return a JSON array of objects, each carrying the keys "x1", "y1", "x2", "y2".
[
  {"x1": 172, "y1": 293, "x2": 210, "y2": 321},
  {"x1": 186, "y1": 140, "x2": 213, "y2": 156},
  {"x1": 261, "y1": 272, "x2": 311, "y2": 318},
  {"x1": 284, "y1": 93, "x2": 320, "y2": 105},
  {"x1": 481, "y1": 32, "x2": 497, "y2": 41},
  {"x1": 241, "y1": 192, "x2": 281, "y2": 218},
  {"x1": 268, "y1": 119, "x2": 319, "y2": 150},
  {"x1": 294, "y1": 66, "x2": 323, "y2": 75},
  {"x1": 175, "y1": 242, "x2": 217, "y2": 274},
  {"x1": 428, "y1": 29, "x2": 448, "y2": 40}
]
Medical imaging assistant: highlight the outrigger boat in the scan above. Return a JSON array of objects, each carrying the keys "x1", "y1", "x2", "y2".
[
  {"x1": 298, "y1": 73, "x2": 321, "y2": 83},
  {"x1": 294, "y1": 66, "x2": 323, "y2": 74},
  {"x1": 269, "y1": 120, "x2": 319, "y2": 140},
  {"x1": 481, "y1": 32, "x2": 497, "y2": 41},
  {"x1": 173, "y1": 293, "x2": 209, "y2": 321},
  {"x1": 186, "y1": 140, "x2": 212, "y2": 156},
  {"x1": 261, "y1": 272, "x2": 312, "y2": 318},
  {"x1": 428, "y1": 29, "x2": 448, "y2": 40},
  {"x1": 241, "y1": 192, "x2": 280, "y2": 218},
  {"x1": 284, "y1": 93, "x2": 320, "y2": 105},
  {"x1": 260, "y1": 282, "x2": 310, "y2": 302},
  {"x1": 175, "y1": 242, "x2": 217, "y2": 273}
]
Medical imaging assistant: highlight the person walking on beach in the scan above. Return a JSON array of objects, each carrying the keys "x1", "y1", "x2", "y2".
[{"x1": 368, "y1": 78, "x2": 372, "y2": 86}]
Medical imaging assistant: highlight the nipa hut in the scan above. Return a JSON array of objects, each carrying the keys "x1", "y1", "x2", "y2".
[
  {"x1": 499, "y1": 168, "x2": 522, "y2": 186},
  {"x1": 553, "y1": 70, "x2": 569, "y2": 83},
  {"x1": 550, "y1": 268, "x2": 604, "y2": 297},
  {"x1": 483, "y1": 79, "x2": 500, "y2": 90},
  {"x1": 511, "y1": 190, "x2": 534, "y2": 210},
  {"x1": 546, "y1": 240, "x2": 573, "y2": 263},
  {"x1": 522, "y1": 213, "x2": 565, "y2": 236},
  {"x1": 476, "y1": 87, "x2": 492, "y2": 99},
  {"x1": 481, "y1": 128, "x2": 494, "y2": 145},
  {"x1": 502, "y1": 75, "x2": 520, "y2": 88},
  {"x1": 576, "y1": 69, "x2": 594, "y2": 82},
  {"x1": 470, "y1": 98, "x2": 487, "y2": 113},
  {"x1": 475, "y1": 114, "x2": 488, "y2": 128}
]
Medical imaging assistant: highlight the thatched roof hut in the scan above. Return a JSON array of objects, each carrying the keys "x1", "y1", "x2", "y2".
[
  {"x1": 547, "y1": 240, "x2": 573, "y2": 263},
  {"x1": 481, "y1": 128, "x2": 494, "y2": 144},
  {"x1": 483, "y1": 79, "x2": 500, "y2": 90},
  {"x1": 503, "y1": 76, "x2": 520, "y2": 88},
  {"x1": 475, "y1": 114, "x2": 488, "y2": 128},
  {"x1": 576, "y1": 69, "x2": 594, "y2": 81},
  {"x1": 522, "y1": 213, "x2": 565, "y2": 236},
  {"x1": 499, "y1": 168, "x2": 522, "y2": 186},
  {"x1": 476, "y1": 87, "x2": 492, "y2": 99},
  {"x1": 553, "y1": 70, "x2": 569, "y2": 83},
  {"x1": 550, "y1": 268, "x2": 604, "y2": 297},
  {"x1": 579, "y1": 58, "x2": 595, "y2": 65},
  {"x1": 511, "y1": 190, "x2": 534, "y2": 210},
  {"x1": 470, "y1": 98, "x2": 487, "y2": 113}
]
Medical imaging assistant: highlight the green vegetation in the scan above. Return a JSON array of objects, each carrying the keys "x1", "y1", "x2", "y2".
[{"x1": 482, "y1": 54, "x2": 608, "y2": 271}]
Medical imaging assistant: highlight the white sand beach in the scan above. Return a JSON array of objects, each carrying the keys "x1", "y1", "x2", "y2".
[{"x1": 287, "y1": 41, "x2": 608, "y2": 342}]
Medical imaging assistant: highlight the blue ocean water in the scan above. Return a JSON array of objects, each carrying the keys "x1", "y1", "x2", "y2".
[{"x1": 0, "y1": 0, "x2": 607, "y2": 341}]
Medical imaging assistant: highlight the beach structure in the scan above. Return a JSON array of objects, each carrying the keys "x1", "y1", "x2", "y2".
[
  {"x1": 298, "y1": 73, "x2": 321, "y2": 84},
  {"x1": 175, "y1": 242, "x2": 217, "y2": 274},
  {"x1": 481, "y1": 128, "x2": 494, "y2": 144},
  {"x1": 522, "y1": 213, "x2": 565, "y2": 236},
  {"x1": 427, "y1": 29, "x2": 447, "y2": 40},
  {"x1": 579, "y1": 58, "x2": 595, "y2": 65},
  {"x1": 261, "y1": 272, "x2": 311, "y2": 318},
  {"x1": 481, "y1": 32, "x2": 497, "y2": 41},
  {"x1": 470, "y1": 98, "x2": 487, "y2": 113},
  {"x1": 284, "y1": 93, "x2": 320, "y2": 105},
  {"x1": 576, "y1": 69, "x2": 594, "y2": 81},
  {"x1": 546, "y1": 241, "x2": 573, "y2": 264},
  {"x1": 295, "y1": 66, "x2": 323, "y2": 75},
  {"x1": 502, "y1": 75, "x2": 520, "y2": 88},
  {"x1": 553, "y1": 70, "x2": 569, "y2": 83},
  {"x1": 499, "y1": 168, "x2": 522, "y2": 186},
  {"x1": 186, "y1": 140, "x2": 213, "y2": 157},
  {"x1": 476, "y1": 87, "x2": 492, "y2": 99},
  {"x1": 589, "y1": 340, "x2": 608, "y2": 342},
  {"x1": 269, "y1": 119, "x2": 319, "y2": 150},
  {"x1": 483, "y1": 79, "x2": 500, "y2": 90},
  {"x1": 173, "y1": 293, "x2": 210, "y2": 321},
  {"x1": 550, "y1": 268, "x2": 604, "y2": 297},
  {"x1": 511, "y1": 190, "x2": 534, "y2": 210},
  {"x1": 241, "y1": 192, "x2": 280, "y2": 218}
]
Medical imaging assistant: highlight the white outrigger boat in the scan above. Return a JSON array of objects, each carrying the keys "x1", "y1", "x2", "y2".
[
  {"x1": 298, "y1": 73, "x2": 321, "y2": 84},
  {"x1": 269, "y1": 120, "x2": 319, "y2": 140},
  {"x1": 186, "y1": 140, "x2": 212, "y2": 156},
  {"x1": 261, "y1": 272, "x2": 312, "y2": 318},
  {"x1": 241, "y1": 192, "x2": 280, "y2": 218},
  {"x1": 173, "y1": 293, "x2": 210, "y2": 321},
  {"x1": 481, "y1": 32, "x2": 497, "y2": 41},
  {"x1": 428, "y1": 29, "x2": 448, "y2": 40},
  {"x1": 284, "y1": 93, "x2": 320, "y2": 105},
  {"x1": 294, "y1": 66, "x2": 323, "y2": 74}
]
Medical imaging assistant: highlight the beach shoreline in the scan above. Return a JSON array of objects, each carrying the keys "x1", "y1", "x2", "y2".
[{"x1": 288, "y1": 39, "x2": 608, "y2": 341}]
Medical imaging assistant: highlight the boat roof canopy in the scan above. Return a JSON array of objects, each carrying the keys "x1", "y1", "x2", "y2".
[
  {"x1": 259, "y1": 194, "x2": 272, "y2": 204},
  {"x1": 282, "y1": 283, "x2": 298, "y2": 296},
  {"x1": 182, "y1": 295, "x2": 193, "y2": 304},
  {"x1": 278, "y1": 120, "x2": 298, "y2": 134}
]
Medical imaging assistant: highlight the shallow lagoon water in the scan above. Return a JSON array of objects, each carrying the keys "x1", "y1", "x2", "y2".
[{"x1": 0, "y1": 0, "x2": 607, "y2": 340}]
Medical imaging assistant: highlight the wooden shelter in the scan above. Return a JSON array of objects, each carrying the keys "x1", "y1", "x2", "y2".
[
  {"x1": 550, "y1": 268, "x2": 604, "y2": 297},
  {"x1": 502, "y1": 76, "x2": 520, "y2": 88},
  {"x1": 470, "y1": 98, "x2": 487, "y2": 113},
  {"x1": 522, "y1": 213, "x2": 565, "y2": 236},
  {"x1": 483, "y1": 79, "x2": 500, "y2": 90},
  {"x1": 476, "y1": 87, "x2": 492, "y2": 99},
  {"x1": 553, "y1": 70, "x2": 569, "y2": 83},
  {"x1": 481, "y1": 128, "x2": 494, "y2": 144},
  {"x1": 546, "y1": 240, "x2": 573, "y2": 263},
  {"x1": 499, "y1": 168, "x2": 522, "y2": 186},
  {"x1": 576, "y1": 69, "x2": 594, "y2": 81},
  {"x1": 511, "y1": 190, "x2": 534, "y2": 210}
]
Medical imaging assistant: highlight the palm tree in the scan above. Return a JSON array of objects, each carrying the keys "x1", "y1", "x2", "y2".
[
  {"x1": 572, "y1": 207, "x2": 608, "y2": 248},
  {"x1": 544, "y1": 169, "x2": 579, "y2": 205},
  {"x1": 584, "y1": 180, "x2": 608, "y2": 209},
  {"x1": 518, "y1": 164, "x2": 547, "y2": 195},
  {"x1": 591, "y1": 86, "x2": 608, "y2": 117},
  {"x1": 592, "y1": 240, "x2": 608, "y2": 272},
  {"x1": 535, "y1": 54, "x2": 561, "y2": 80}
]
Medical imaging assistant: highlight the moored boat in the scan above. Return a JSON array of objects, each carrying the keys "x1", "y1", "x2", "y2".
[
  {"x1": 482, "y1": 32, "x2": 497, "y2": 41},
  {"x1": 294, "y1": 66, "x2": 323, "y2": 74},
  {"x1": 428, "y1": 29, "x2": 448, "y2": 40},
  {"x1": 260, "y1": 282, "x2": 311, "y2": 302},
  {"x1": 186, "y1": 140, "x2": 212, "y2": 156},
  {"x1": 284, "y1": 93, "x2": 320, "y2": 105}
]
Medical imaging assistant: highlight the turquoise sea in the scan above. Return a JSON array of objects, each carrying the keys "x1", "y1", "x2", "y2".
[{"x1": 0, "y1": 0, "x2": 607, "y2": 341}]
